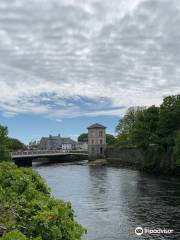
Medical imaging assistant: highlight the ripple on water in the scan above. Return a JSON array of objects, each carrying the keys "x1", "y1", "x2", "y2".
[{"x1": 34, "y1": 162, "x2": 180, "y2": 240}]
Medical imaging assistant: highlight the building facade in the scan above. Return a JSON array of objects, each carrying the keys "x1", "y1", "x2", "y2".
[
  {"x1": 87, "y1": 123, "x2": 106, "y2": 160},
  {"x1": 40, "y1": 134, "x2": 77, "y2": 150}
]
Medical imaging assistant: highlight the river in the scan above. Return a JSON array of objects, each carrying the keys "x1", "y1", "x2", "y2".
[{"x1": 34, "y1": 161, "x2": 180, "y2": 240}]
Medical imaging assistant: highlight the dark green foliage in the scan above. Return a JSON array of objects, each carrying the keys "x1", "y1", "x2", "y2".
[
  {"x1": 174, "y1": 131, "x2": 180, "y2": 166},
  {"x1": 131, "y1": 105, "x2": 159, "y2": 150},
  {"x1": 158, "y1": 95, "x2": 180, "y2": 149},
  {"x1": 77, "y1": 133, "x2": 88, "y2": 143},
  {"x1": 0, "y1": 163, "x2": 86, "y2": 240},
  {"x1": 115, "y1": 107, "x2": 145, "y2": 148},
  {"x1": 78, "y1": 133, "x2": 118, "y2": 146},
  {"x1": 7, "y1": 138, "x2": 27, "y2": 151},
  {"x1": 0, "y1": 124, "x2": 26, "y2": 162},
  {"x1": 0, "y1": 125, "x2": 10, "y2": 162},
  {"x1": 116, "y1": 132, "x2": 132, "y2": 149},
  {"x1": 106, "y1": 134, "x2": 118, "y2": 146},
  {"x1": 116, "y1": 107, "x2": 145, "y2": 135},
  {"x1": 115, "y1": 94, "x2": 180, "y2": 173}
]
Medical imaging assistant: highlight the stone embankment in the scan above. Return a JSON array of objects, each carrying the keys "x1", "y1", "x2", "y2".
[{"x1": 105, "y1": 148, "x2": 144, "y2": 169}]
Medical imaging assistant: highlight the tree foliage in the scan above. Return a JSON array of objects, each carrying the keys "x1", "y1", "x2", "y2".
[
  {"x1": 0, "y1": 124, "x2": 26, "y2": 162},
  {"x1": 0, "y1": 125, "x2": 10, "y2": 162},
  {"x1": 116, "y1": 94, "x2": 180, "y2": 170},
  {"x1": 116, "y1": 107, "x2": 144, "y2": 134},
  {"x1": 131, "y1": 105, "x2": 159, "y2": 150},
  {"x1": 7, "y1": 138, "x2": 27, "y2": 151},
  {"x1": 106, "y1": 134, "x2": 118, "y2": 146},
  {"x1": 158, "y1": 95, "x2": 180, "y2": 149},
  {"x1": 78, "y1": 133, "x2": 117, "y2": 146},
  {"x1": 115, "y1": 107, "x2": 145, "y2": 148},
  {"x1": 174, "y1": 131, "x2": 180, "y2": 166},
  {"x1": 0, "y1": 230, "x2": 41, "y2": 240},
  {"x1": 77, "y1": 133, "x2": 88, "y2": 143},
  {"x1": 0, "y1": 163, "x2": 86, "y2": 240}
]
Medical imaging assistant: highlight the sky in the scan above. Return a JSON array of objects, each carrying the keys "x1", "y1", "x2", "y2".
[{"x1": 0, "y1": 0, "x2": 180, "y2": 144}]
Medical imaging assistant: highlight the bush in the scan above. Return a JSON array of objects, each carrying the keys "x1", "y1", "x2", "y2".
[
  {"x1": 0, "y1": 163, "x2": 86, "y2": 240},
  {"x1": 0, "y1": 230, "x2": 41, "y2": 240},
  {"x1": 0, "y1": 125, "x2": 10, "y2": 162}
]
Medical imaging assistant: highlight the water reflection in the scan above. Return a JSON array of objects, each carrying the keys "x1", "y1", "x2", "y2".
[
  {"x1": 34, "y1": 162, "x2": 180, "y2": 240},
  {"x1": 87, "y1": 166, "x2": 109, "y2": 212}
]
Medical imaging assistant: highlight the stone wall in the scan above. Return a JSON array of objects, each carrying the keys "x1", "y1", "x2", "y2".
[{"x1": 106, "y1": 148, "x2": 144, "y2": 168}]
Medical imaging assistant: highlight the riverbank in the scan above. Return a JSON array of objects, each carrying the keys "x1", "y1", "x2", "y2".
[
  {"x1": 0, "y1": 162, "x2": 86, "y2": 240},
  {"x1": 105, "y1": 147, "x2": 180, "y2": 177},
  {"x1": 88, "y1": 159, "x2": 107, "y2": 166}
]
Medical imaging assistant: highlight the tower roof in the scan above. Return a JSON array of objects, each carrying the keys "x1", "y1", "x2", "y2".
[{"x1": 87, "y1": 123, "x2": 106, "y2": 129}]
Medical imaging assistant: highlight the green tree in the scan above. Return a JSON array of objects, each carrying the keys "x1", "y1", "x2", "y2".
[
  {"x1": 78, "y1": 133, "x2": 88, "y2": 142},
  {"x1": 158, "y1": 95, "x2": 180, "y2": 149},
  {"x1": 116, "y1": 107, "x2": 144, "y2": 148},
  {"x1": 116, "y1": 132, "x2": 131, "y2": 149},
  {"x1": 174, "y1": 131, "x2": 180, "y2": 166},
  {"x1": 106, "y1": 134, "x2": 117, "y2": 146},
  {"x1": 115, "y1": 94, "x2": 180, "y2": 173},
  {"x1": 0, "y1": 125, "x2": 10, "y2": 162},
  {"x1": 7, "y1": 138, "x2": 26, "y2": 151},
  {"x1": 131, "y1": 105, "x2": 159, "y2": 150}
]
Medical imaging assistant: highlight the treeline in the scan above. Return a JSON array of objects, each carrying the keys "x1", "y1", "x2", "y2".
[
  {"x1": 0, "y1": 125, "x2": 26, "y2": 162},
  {"x1": 115, "y1": 94, "x2": 180, "y2": 173},
  {"x1": 78, "y1": 133, "x2": 118, "y2": 146}
]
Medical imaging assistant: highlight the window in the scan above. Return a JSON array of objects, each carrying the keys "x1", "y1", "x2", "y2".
[
  {"x1": 99, "y1": 131, "x2": 103, "y2": 137},
  {"x1": 100, "y1": 139, "x2": 103, "y2": 144},
  {"x1": 92, "y1": 139, "x2": 94, "y2": 144}
]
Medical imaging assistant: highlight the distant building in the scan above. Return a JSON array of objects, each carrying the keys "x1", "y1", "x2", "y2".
[
  {"x1": 77, "y1": 142, "x2": 88, "y2": 151},
  {"x1": 39, "y1": 134, "x2": 77, "y2": 150},
  {"x1": 28, "y1": 140, "x2": 40, "y2": 150},
  {"x1": 87, "y1": 123, "x2": 106, "y2": 160}
]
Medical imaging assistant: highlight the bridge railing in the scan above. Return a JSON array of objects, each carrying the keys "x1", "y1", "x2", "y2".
[{"x1": 11, "y1": 149, "x2": 70, "y2": 156}]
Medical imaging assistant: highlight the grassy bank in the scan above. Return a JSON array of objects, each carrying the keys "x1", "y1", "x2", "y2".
[{"x1": 0, "y1": 162, "x2": 86, "y2": 240}]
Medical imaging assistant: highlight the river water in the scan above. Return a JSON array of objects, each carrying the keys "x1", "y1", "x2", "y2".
[{"x1": 34, "y1": 161, "x2": 180, "y2": 240}]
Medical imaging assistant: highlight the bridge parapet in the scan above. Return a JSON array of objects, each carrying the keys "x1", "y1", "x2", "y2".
[
  {"x1": 11, "y1": 149, "x2": 70, "y2": 157},
  {"x1": 11, "y1": 149, "x2": 88, "y2": 158},
  {"x1": 12, "y1": 149, "x2": 88, "y2": 166}
]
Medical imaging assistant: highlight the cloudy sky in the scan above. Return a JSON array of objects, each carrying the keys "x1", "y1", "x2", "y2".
[{"x1": 0, "y1": 0, "x2": 180, "y2": 143}]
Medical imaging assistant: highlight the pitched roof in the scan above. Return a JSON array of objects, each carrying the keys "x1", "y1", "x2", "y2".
[
  {"x1": 40, "y1": 136, "x2": 77, "y2": 144},
  {"x1": 87, "y1": 123, "x2": 106, "y2": 129},
  {"x1": 62, "y1": 138, "x2": 77, "y2": 144}
]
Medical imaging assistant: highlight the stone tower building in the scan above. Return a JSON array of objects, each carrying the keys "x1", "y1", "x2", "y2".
[{"x1": 87, "y1": 123, "x2": 106, "y2": 160}]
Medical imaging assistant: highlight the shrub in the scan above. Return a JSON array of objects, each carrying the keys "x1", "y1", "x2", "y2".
[
  {"x1": 0, "y1": 230, "x2": 41, "y2": 240},
  {"x1": 0, "y1": 163, "x2": 86, "y2": 240}
]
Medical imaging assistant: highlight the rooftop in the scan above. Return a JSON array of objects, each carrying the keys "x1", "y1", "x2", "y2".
[
  {"x1": 40, "y1": 135, "x2": 77, "y2": 144},
  {"x1": 87, "y1": 123, "x2": 106, "y2": 129}
]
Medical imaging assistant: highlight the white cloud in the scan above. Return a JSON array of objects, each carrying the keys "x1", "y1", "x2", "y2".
[{"x1": 0, "y1": 0, "x2": 180, "y2": 119}]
